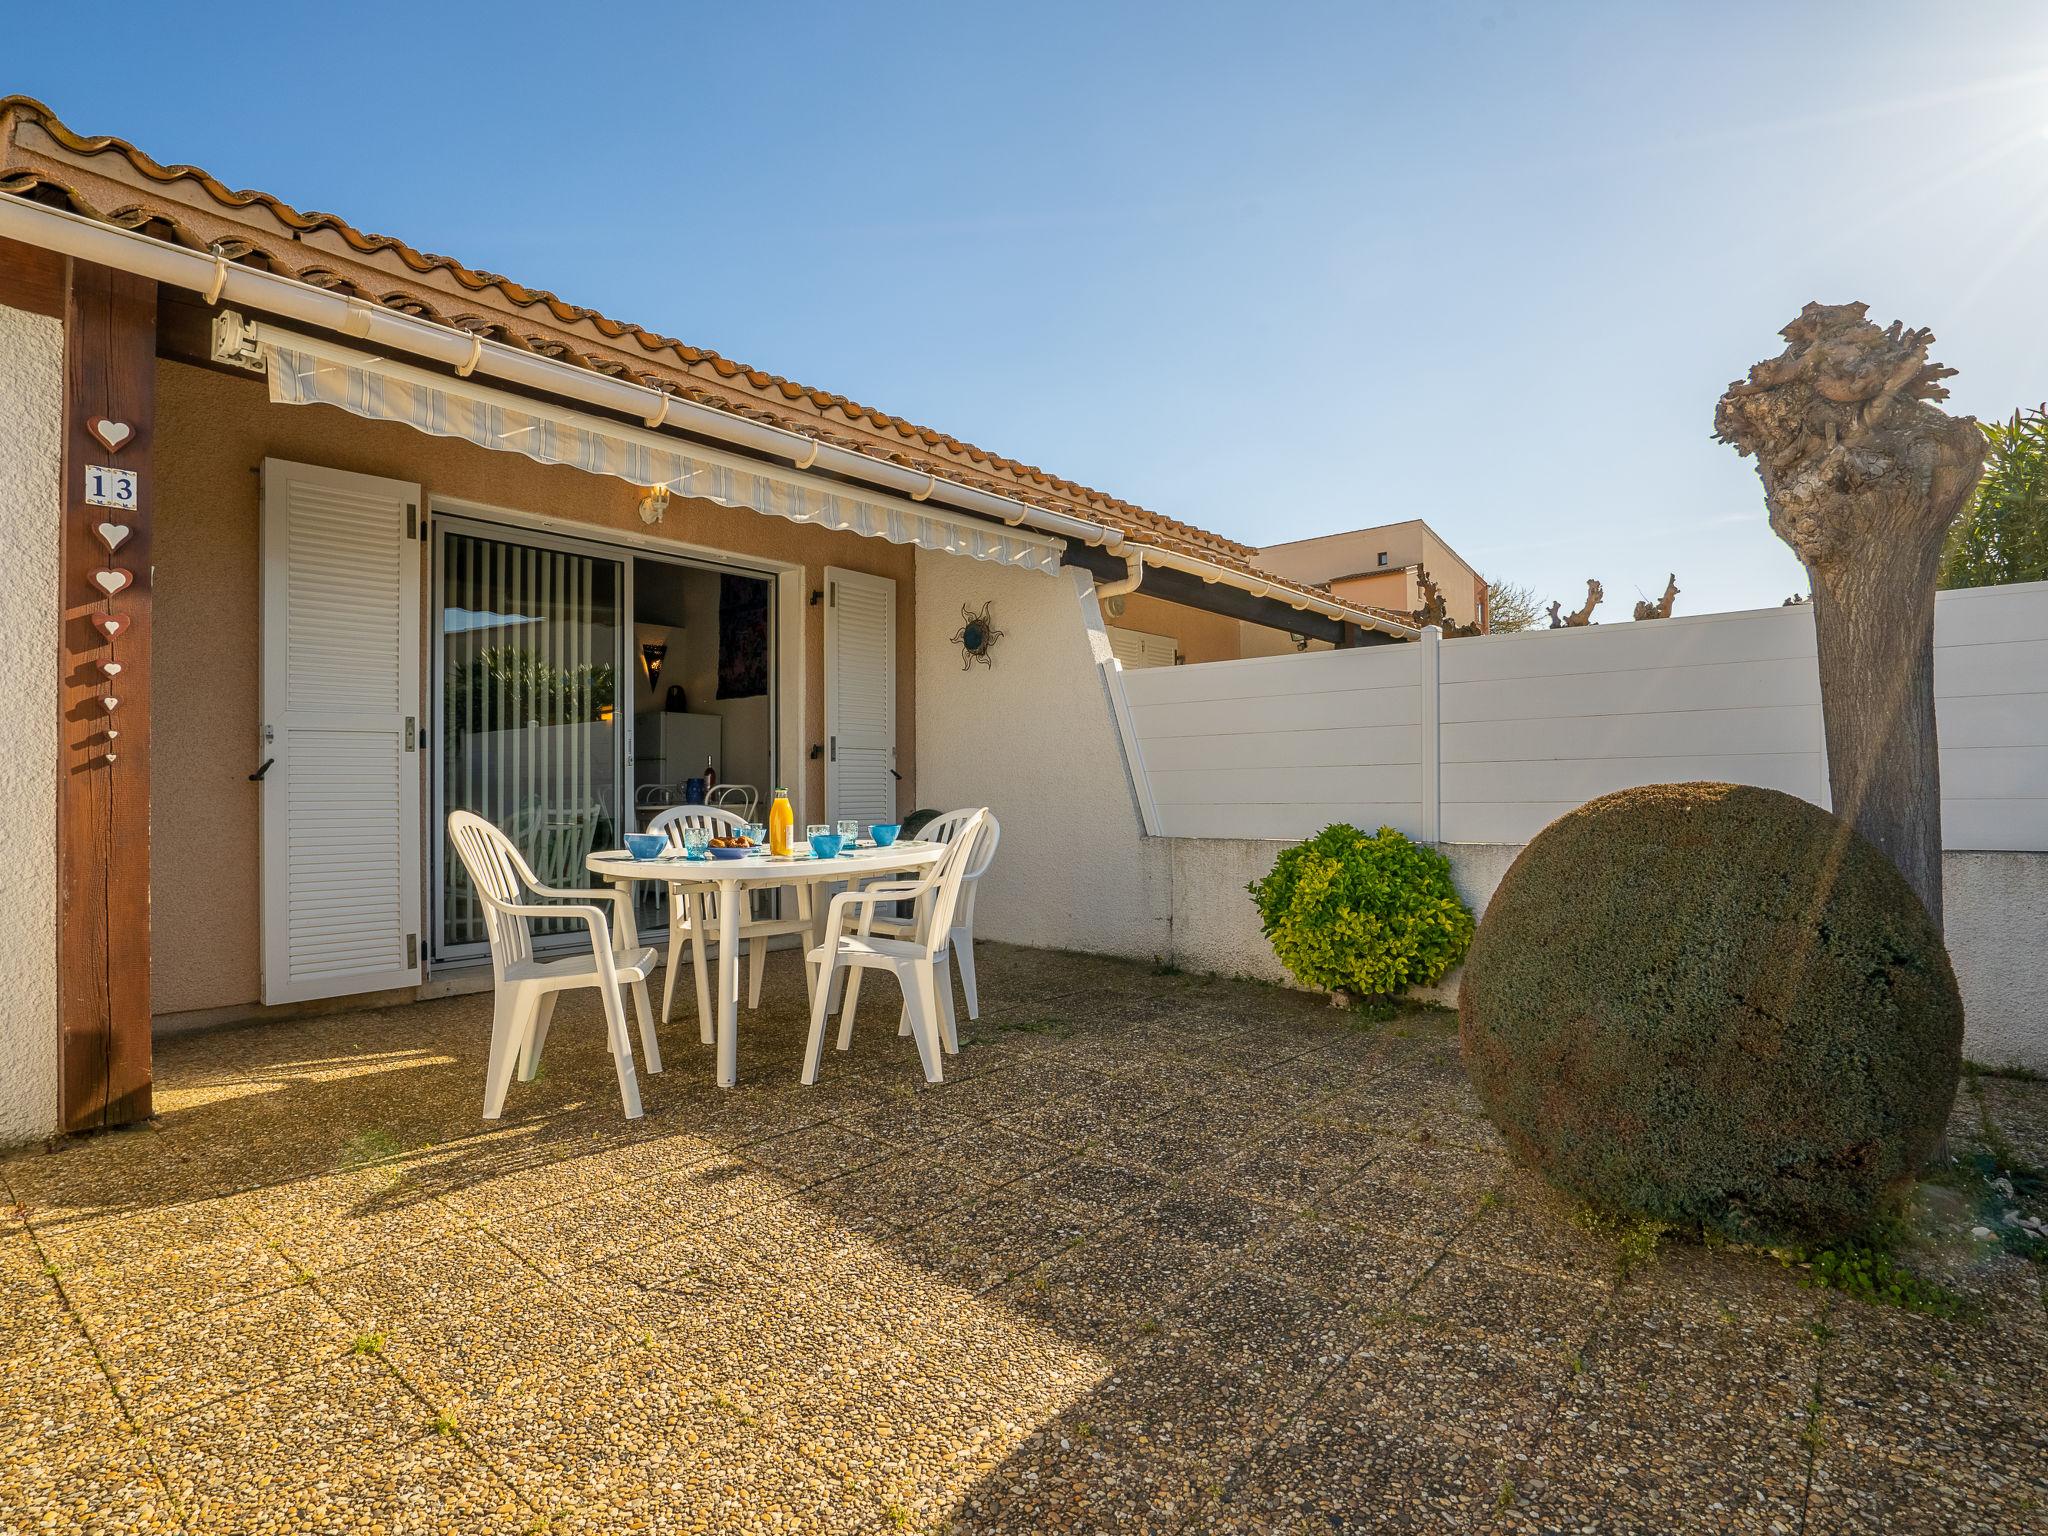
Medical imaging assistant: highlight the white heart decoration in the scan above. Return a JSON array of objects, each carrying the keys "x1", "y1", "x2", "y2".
[
  {"x1": 89, "y1": 568, "x2": 132, "y2": 596},
  {"x1": 100, "y1": 661, "x2": 124, "y2": 678},
  {"x1": 94, "y1": 522, "x2": 132, "y2": 552},
  {"x1": 88, "y1": 418, "x2": 133, "y2": 453},
  {"x1": 102, "y1": 753, "x2": 118, "y2": 764},
  {"x1": 106, "y1": 729, "x2": 120, "y2": 740},
  {"x1": 99, "y1": 696, "x2": 120, "y2": 713},
  {"x1": 92, "y1": 613, "x2": 130, "y2": 640}
]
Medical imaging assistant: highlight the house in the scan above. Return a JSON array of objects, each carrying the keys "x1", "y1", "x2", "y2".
[
  {"x1": 0, "y1": 96, "x2": 1419, "y2": 1143},
  {"x1": 1259, "y1": 520, "x2": 1488, "y2": 632}
]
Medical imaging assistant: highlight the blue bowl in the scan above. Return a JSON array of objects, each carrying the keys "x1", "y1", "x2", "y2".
[
  {"x1": 623, "y1": 833, "x2": 668, "y2": 861},
  {"x1": 808, "y1": 832, "x2": 844, "y2": 859},
  {"x1": 869, "y1": 823, "x2": 902, "y2": 847}
]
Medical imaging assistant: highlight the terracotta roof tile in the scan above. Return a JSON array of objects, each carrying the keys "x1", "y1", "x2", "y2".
[{"x1": 0, "y1": 94, "x2": 1264, "y2": 566}]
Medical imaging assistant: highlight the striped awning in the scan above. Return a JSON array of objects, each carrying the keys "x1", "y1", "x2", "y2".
[{"x1": 254, "y1": 327, "x2": 1066, "y2": 573}]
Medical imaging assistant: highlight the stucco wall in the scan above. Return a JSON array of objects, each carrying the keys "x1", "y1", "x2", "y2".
[
  {"x1": 914, "y1": 552, "x2": 1170, "y2": 958},
  {"x1": 1945, "y1": 852, "x2": 2048, "y2": 1072},
  {"x1": 153, "y1": 358, "x2": 917, "y2": 1017},
  {"x1": 1108, "y1": 590, "x2": 1248, "y2": 664},
  {"x1": 1162, "y1": 836, "x2": 2048, "y2": 1072},
  {"x1": 0, "y1": 303, "x2": 60, "y2": 1143}
]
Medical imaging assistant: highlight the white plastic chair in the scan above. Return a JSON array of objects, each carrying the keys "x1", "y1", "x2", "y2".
[
  {"x1": 801, "y1": 809, "x2": 989, "y2": 1085},
  {"x1": 868, "y1": 808, "x2": 1001, "y2": 1021},
  {"x1": 706, "y1": 783, "x2": 758, "y2": 821},
  {"x1": 446, "y1": 810, "x2": 662, "y2": 1121},
  {"x1": 645, "y1": 804, "x2": 813, "y2": 1039}
]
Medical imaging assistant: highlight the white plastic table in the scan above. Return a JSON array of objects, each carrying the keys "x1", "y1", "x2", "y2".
[{"x1": 586, "y1": 841, "x2": 946, "y2": 1087}]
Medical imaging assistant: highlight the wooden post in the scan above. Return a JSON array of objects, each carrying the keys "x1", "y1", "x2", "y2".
[{"x1": 58, "y1": 260, "x2": 156, "y2": 1132}]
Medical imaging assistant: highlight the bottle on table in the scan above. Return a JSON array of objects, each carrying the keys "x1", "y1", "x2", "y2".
[{"x1": 768, "y1": 787, "x2": 794, "y2": 856}]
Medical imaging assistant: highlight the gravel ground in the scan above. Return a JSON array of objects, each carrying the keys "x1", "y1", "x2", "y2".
[{"x1": 2, "y1": 943, "x2": 2043, "y2": 1534}]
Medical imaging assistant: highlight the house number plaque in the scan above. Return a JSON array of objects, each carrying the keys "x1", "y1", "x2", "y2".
[{"x1": 84, "y1": 464, "x2": 140, "y2": 510}]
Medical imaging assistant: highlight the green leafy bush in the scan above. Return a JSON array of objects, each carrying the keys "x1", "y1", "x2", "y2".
[
  {"x1": 1248, "y1": 824, "x2": 1474, "y2": 998},
  {"x1": 1459, "y1": 783, "x2": 1963, "y2": 1245}
]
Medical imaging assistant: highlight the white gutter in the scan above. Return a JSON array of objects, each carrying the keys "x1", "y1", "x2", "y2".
[{"x1": 0, "y1": 193, "x2": 1416, "y2": 639}]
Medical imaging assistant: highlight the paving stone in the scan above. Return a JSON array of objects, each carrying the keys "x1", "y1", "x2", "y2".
[
  {"x1": 1408, "y1": 1252, "x2": 1611, "y2": 1356},
  {"x1": 97, "y1": 1281, "x2": 358, "y2": 1421},
  {"x1": 1229, "y1": 1401, "x2": 1509, "y2": 1532},
  {"x1": 1121, "y1": 1184, "x2": 1292, "y2": 1256},
  {"x1": 146, "y1": 1354, "x2": 523, "y2": 1533},
  {"x1": 989, "y1": 1220, "x2": 1219, "y2": 1351},
  {"x1": 1253, "y1": 1214, "x2": 1440, "y2": 1305},
  {"x1": 232, "y1": 1161, "x2": 472, "y2": 1273},
  {"x1": 1818, "y1": 1292, "x2": 2048, "y2": 1477},
  {"x1": 0, "y1": 1420, "x2": 183, "y2": 1536},
  {"x1": 42, "y1": 1196, "x2": 301, "y2": 1340},
  {"x1": 315, "y1": 1225, "x2": 537, "y2": 1336},
  {"x1": 1805, "y1": 1444, "x2": 2048, "y2": 1535}
]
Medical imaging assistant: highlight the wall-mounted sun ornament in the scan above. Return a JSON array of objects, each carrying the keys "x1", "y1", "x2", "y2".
[{"x1": 951, "y1": 601, "x2": 1004, "y2": 670}]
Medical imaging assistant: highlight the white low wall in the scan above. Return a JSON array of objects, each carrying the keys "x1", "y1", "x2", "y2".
[
  {"x1": 1160, "y1": 836, "x2": 2048, "y2": 1073},
  {"x1": 0, "y1": 302, "x2": 61, "y2": 1144},
  {"x1": 1122, "y1": 584, "x2": 2048, "y2": 851}
]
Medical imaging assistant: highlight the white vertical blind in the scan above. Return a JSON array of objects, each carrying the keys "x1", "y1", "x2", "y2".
[
  {"x1": 825, "y1": 567, "x2": 897, "y2": 828},
  {"x1": 438, "y1": 527, "x2": 622, "y2": 949},
  {"x1": 259, "y1": 459, "x2": 423, "y2": 1003}
]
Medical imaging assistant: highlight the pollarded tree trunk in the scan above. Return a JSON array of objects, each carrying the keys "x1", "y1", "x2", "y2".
[
  {"x1": 1808, "y1": 526, "x2": 1945, "y2": 922},
  {"x1": 1716, "y1": 303, "x2": 1985, "y2": 929}
]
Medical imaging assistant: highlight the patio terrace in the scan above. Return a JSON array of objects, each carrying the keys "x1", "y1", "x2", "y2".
[{"x1": 4, "y1": 946, "x2": 2043, "y2": 1534}]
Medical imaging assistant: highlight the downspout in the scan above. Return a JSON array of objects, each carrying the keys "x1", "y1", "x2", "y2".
[{"x1": 1093, "y1": 548, "x2": 1145, "y2": 601}]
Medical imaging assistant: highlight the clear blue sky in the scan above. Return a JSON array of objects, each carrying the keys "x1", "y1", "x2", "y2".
[{"x1": 16, "y1": 1, "x2": 2048, "y2": 616}]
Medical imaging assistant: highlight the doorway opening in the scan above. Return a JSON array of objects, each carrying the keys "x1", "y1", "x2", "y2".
[
  {"x1": 429, "y1": 513, "x2": 776, "y2": 965},
  {"x1": 629, "y1": 558, "x2": 775, "y2": 830}
]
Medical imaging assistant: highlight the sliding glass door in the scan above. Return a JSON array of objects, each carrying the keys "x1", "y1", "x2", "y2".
[{"x1": 434, "y1": 521, "x2": 625, "y2": 957}]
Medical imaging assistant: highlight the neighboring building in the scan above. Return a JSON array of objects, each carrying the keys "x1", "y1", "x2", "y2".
[
  {"x1": 0, "y1": 96, "x2": 1422, "y2": 1139},
  {"x1": 1258, "y1": 519, "x2": 1488, "y2": 632}
]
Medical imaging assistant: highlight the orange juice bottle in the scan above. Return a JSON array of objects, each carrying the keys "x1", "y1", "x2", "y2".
[{"x1": 768, "y1": 787, "x2": 794, "y2": 856}]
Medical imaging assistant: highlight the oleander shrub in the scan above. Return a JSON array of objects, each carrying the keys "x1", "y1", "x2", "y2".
[
  {"x1": 1248, "y1": 824, "x2": 1475, "y2": 999},
  {"x1": 1458, "y1": 782, "x2": 1962, "y2": 1244}
]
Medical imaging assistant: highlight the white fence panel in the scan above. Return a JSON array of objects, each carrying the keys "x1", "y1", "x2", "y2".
[
  {"x1": 1932, "y1": 581, "x2": 2048, "y2": 851},
  {"x1": 1116, "y1": 581, "x2": 2048, "y2": 851},
  {"x1": 1439, "y1": 605, "x2": 1827, "y2": 843},
  {"x1": 1121, "y1": 644, "x2": 1423, "y2": 839}
]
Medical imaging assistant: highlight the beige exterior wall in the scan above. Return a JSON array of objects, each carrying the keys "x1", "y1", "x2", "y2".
[
  {"x1": 915, "y1": 552, "x2": 1169, "y2": 956},
  {"x1": 1328, "y1": 568, "x2": 1422, "y2": 616},
  {"x1": 1102, "y1": 590, "x2": 1247, "y2": 665},
  {"x1": 152, "y1": 358, "x2": 918, "y2": 1018},
  {"x1": 0, "y1": 302, "x2": 61, "y2": 1144},
  {"x1": 1259, "y1": 518, "x2": 1484, "y2": 629},
  {"x1": 1260, "y1": 521, "x2": 1430, "y2": 582}
]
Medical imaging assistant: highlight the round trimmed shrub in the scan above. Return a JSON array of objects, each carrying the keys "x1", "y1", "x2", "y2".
[
  {"x1": 1458, "y1": 782, "x2": 1962, "y2": 1244},
  {"x1": 1249, "y1": 824, "x2": 1474, "y2": 997}
]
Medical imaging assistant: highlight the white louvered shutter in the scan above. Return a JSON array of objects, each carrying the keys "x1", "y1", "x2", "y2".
[
  {"x1": 1108, "y1": 626, "x2": 1177, "y2": 669},
  {"x1": 259, "y1": 459, "x2": 423, "y2": 1004},
  {"x1": 824, "y1": 567, "x2": 896, "y2": 828}
]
